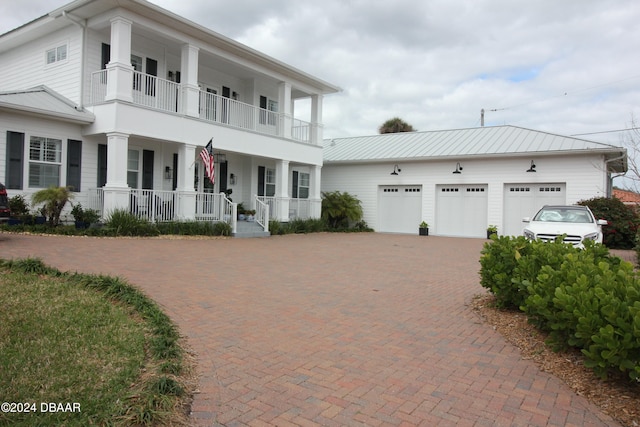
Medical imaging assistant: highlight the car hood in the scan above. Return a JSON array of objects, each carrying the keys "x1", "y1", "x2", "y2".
[{"x1": 525, "y1": 221, "x2": 599, "y2": 235}]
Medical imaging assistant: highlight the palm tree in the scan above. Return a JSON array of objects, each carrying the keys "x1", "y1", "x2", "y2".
[
  {"x1": 378, "y1": 117, "x2": 416, "y2": 134},
  {"x1": 321, "y1": 191, "x2": 363, "y2": 229},
  {"x1": 31, "y1": 186, "x2": 73, "y2": 226}
]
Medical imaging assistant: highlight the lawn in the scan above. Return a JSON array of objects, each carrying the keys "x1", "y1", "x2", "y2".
[{"x1": 0, "y1": 258, "x2": 192, "y2": 426}]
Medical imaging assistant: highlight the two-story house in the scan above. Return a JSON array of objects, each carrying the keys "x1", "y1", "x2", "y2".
[{"x1": 0, "y1": 0, "x2": 339, "y2": 234}]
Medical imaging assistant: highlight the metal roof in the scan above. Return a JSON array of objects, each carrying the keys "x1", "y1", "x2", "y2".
[
  {"x1": 0, "y1": 86, "x2": 95, "y2": 123},
  {"x1": 323, "y1": 125, "x2": 626, "y2": 163}
]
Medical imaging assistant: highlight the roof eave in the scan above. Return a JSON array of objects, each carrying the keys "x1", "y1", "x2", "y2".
[{"x1": 0, "y1": 104, "x2": 95, "y2": 124}]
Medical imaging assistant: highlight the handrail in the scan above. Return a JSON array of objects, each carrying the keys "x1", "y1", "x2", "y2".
[{"x1": 254, "y1": 196, "x2": 269, "y2": 233}]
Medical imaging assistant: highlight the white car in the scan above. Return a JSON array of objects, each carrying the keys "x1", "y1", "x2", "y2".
[{"x1": 522, "y1": 205, "x2": 607, "y2": 248}]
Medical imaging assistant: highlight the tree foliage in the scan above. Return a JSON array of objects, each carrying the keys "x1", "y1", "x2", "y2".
[
  {"x1": 321, "y1": 191, "x2": 364, "y2": 229},
  {"x1": 577, "y1": 196, "x2": 639, "y2": 249},
  {"x1": 31, "y1": 186, "x2": 73, "y2": 226},
  {"x1": 378, "y1": 117, "x2": 415, "y2": 134}
]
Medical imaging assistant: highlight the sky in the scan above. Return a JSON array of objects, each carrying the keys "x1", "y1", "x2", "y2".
[{"x1": 2, "y1": 0, "x2": 639, "y2": 148}]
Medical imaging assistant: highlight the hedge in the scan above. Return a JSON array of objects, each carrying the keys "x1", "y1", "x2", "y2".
[{"x1": 479, "y1": 236, "x2": 640, "y2": 381}]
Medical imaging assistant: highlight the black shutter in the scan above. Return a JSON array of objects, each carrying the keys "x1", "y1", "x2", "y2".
[
  {"x1": 6, "y1": 131, "x2": 24, "y2": 190},
  {"x1": 292, "y1": 171, "x2": 299, "y2": 198},
  {"x1": 101, "y1": 43, "x2": 110, "y2": 69},
  {"x1": 172, "y1": 153, "x2": 178, "y2": 191},
  {"x1": 219, "y1": 161, "x2": 228, "y2": 193},
  {"x1": 142, "y1": 149, "x2": 154, "y2": 189},
  {"x1": 259, "y1": 96, "x2": 267, "y2": 124},
  {"x1": 66, "y1": 139, "x2": 82, "y2": 192},
  {"x1": 97, "y1": 144, "x2": 107, "y2": 187},
  {"x1": 258, "y1": 166, "x2": 265, "y2": 197}
]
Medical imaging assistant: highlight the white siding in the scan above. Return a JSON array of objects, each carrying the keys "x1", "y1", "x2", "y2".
[
  {"x1": 321, "y1": 154, "x2": 609, "y2": 236},
  {"x1": 0, "y1": 25, "x2": 83, "y2": 104}
]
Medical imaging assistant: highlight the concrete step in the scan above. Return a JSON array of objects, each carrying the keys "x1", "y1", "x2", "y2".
[{"x1": 233, "y1": 220, "x2": 270, "y2": 238}]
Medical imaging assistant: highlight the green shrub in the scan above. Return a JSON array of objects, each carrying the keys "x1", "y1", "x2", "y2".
[
  {"x1": 578, "y1": 197, "x2": 639, "y2": 249},
  {"x1": 106, "y1": 209, "x2": 160, "y2": 237},
  {"x1": 479, "y1": 235, "x2": 533, "y2": 308},
  {"x1": 8, "y1": 194, "x2": 30, "y2": 217},
  {"x1": 321, "y1": 191, "x2": 364, "y2": 229},
  {"x1": 480, "y1": 236, "x2": 640, "y2": 380}
]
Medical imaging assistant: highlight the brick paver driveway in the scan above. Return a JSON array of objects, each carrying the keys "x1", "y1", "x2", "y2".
[{"x1": 2, "y1": 232, "x2": 618, "y2": 426}]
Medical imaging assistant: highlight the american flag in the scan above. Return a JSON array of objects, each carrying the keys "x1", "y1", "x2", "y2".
[{"x1": 199, "y1": 139, "x2": 215, "y2": 184}]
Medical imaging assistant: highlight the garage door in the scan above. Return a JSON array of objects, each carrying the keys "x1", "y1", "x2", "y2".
[
  {"x1": 503, "y1": 183, "x2": 566, "y2": 236},
  {"x1": 436, "y1": 185, "x2": 488, "y2": 237},
  {"x1": 378, "y1": 185, "x2": 423, "y2": 233}
]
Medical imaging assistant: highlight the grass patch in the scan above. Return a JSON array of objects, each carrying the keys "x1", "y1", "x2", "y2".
[{"x1": 0, "y1": 258, "x2": 192, "y2": 426}]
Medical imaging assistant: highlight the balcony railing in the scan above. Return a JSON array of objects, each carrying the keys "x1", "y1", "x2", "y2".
[{"x1": 90, "y1": 69, "x2": 313, "y2": 143}]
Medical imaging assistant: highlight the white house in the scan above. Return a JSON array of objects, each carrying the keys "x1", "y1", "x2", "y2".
[
  {"x1": 321, "y1": 126, "x2": 627, "y2": 238},
  {"x1": 0, "y1": 0, "x2": 339, "y2": 234}
]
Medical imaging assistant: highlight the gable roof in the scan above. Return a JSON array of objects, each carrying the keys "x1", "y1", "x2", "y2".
[
  {"x1": 0, "y1": 86, "x2": 95, "y2": 124},
  {"x1": 323, "y1": 125, "x2": 627, "y2": 171}
]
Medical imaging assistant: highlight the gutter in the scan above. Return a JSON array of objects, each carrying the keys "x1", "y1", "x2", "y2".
[
  {"x1": 604, "y1": 151, "x2": 628, "y2": 197},
  {"x1": 61, "y1": 11, "x2": 87, "y2": 110}
]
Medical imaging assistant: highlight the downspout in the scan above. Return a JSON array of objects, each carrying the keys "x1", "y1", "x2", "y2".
[
  {"x1": 604, "y1": 152, "x2": 627, "y2": 197},
  {"x1": 62, "y1": 11, "x2": 87, "y2": 110}
]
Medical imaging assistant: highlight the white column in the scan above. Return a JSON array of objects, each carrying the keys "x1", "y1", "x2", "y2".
[
  {"x1": 275, "y1": 160, "x2": 290, "y2": 221},
  {"x1": 310, "y1": 165, "x2": 322, "y2": 219},
  {"x1": 103, "y1": 132, "x2": 130, "y2": 215},
  {"x1": 181, "y1": 44, "x2": 200, "y2": 118},
  {"x1": 311, "y1": 94, "x2": 323, "y2": 145},
  {"x1": 105, "y1": 17, "x2": 133, "y2": 102},
  {"x1": 176, "y1": 143, "x2": 196, "y2": 220},
  {"x1": 278, "y1": 82, "x2": 292, "y2": 139}
]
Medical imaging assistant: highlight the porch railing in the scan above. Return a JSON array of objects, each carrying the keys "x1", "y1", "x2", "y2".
[
  {"x1": 89, "y1": 69, "x2": 313, "y2": 143},
  {"x1": 195, "y1": 192, "x2": 237, "y2": 233},
  {"x1": 256, "y1": 196, "x2": 320, "y2": 221},
  {"x1": 254, "y1": 197, "x2": 269, "y2": 232},
  {"x1": 86, "y1": 189, "x2": 236, "y2": 231},
  {"x1": 130, "y1": 189, "x2": 177, "y2": 222}
]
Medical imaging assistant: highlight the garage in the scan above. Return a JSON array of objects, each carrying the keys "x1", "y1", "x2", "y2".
[
  {"x1": 503, "y1": 183, "x2": 566, "y2": 236},
  {"x1": 435, "y1": 184, "x2": 488, "y2": 237},
  {"x1": 378, "y1": 185, "x2": 423, "y2": 233}
]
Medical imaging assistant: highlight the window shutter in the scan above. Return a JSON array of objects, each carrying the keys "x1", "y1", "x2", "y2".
[
  {"x1": 6, "y1": 131, "x2": 24, "y2": 190},
  {"x1": 66, "y1": 139, "x2": 82, "y2": 192},
  {"x1": 292, "y1": 171, "x2": 299, "y2": 198},
  {"x1": 219, "y1": 161, "x2": 228, "y2": 193},
  {"x1": 258, "y1": 166, "x2": 265, "y2": 197},
  {"x1": 142, "y1": 149, "x2": 154, "y2": 190},
  {"x1": 101, "y1": 43, "x2": 110, "y2": 69},
  {"x1": 172, "y1": 153, "x2": 178, "y2": 191},
  {"x1": 97, "y1": 144, "x2": 107, "y2": 187}
]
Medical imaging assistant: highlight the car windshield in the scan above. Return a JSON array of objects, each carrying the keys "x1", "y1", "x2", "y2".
[{"x1": 533, "y1": 208, "x2": 593, "y2": 223}]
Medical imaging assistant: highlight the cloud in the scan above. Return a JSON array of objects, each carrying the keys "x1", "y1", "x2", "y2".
[{"x1": 4, "y1": 0, "x2": 640, "y2": 145}]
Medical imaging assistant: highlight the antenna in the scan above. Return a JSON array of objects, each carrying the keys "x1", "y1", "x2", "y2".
[{"x1": 480, "y1": 109, "x2": 484, "y2": 127}]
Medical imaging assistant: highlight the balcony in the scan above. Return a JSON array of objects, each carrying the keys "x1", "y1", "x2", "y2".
[{"x1": 90, "y1": 69, "x2": 314, "y2": 144}]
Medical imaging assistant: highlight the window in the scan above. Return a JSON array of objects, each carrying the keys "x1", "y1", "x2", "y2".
[
  {"x1": 265, "y1": 168, "x2": 276, "y2": 197},
  {"x1": 127, "y1": 149, "x2": 140, "y2": 188},
  {"x1": 298, "y1": 172, "x2": 309, "y2": 199},
  {"x1": 29, "y1": 136, "x2": 62, "y2": 188},
  {"x1": 46, "y1": 44, "x2": 67, "y2": 64}
]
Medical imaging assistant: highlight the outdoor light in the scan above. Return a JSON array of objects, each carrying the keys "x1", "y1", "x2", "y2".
[
  {"x1": 164, "y1": 166, "x2": 172, "y2": 179},
  {"x1": 526, "y1": 160, "x2": 536, "y2": 172},
  {"x1": 390, "y1": 164, "x2": 401, "y2": 175},
  {"x1": 452, "y1": 162, "x2": 463, "y2": 174},
  {"x1": 230, "y1": 173, "x2": 236, "y2": 185}
]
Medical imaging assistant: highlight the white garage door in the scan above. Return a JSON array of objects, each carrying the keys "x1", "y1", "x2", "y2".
[
  {"x1": 378, "y1": 185, "x2": 423, "y2": 233},
  {"x1": 436, "y1": 185, "x2": 488, "y2": 237},
  {"x1": 503, "y1": 183, "x2": 566, "y2": 236}
]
